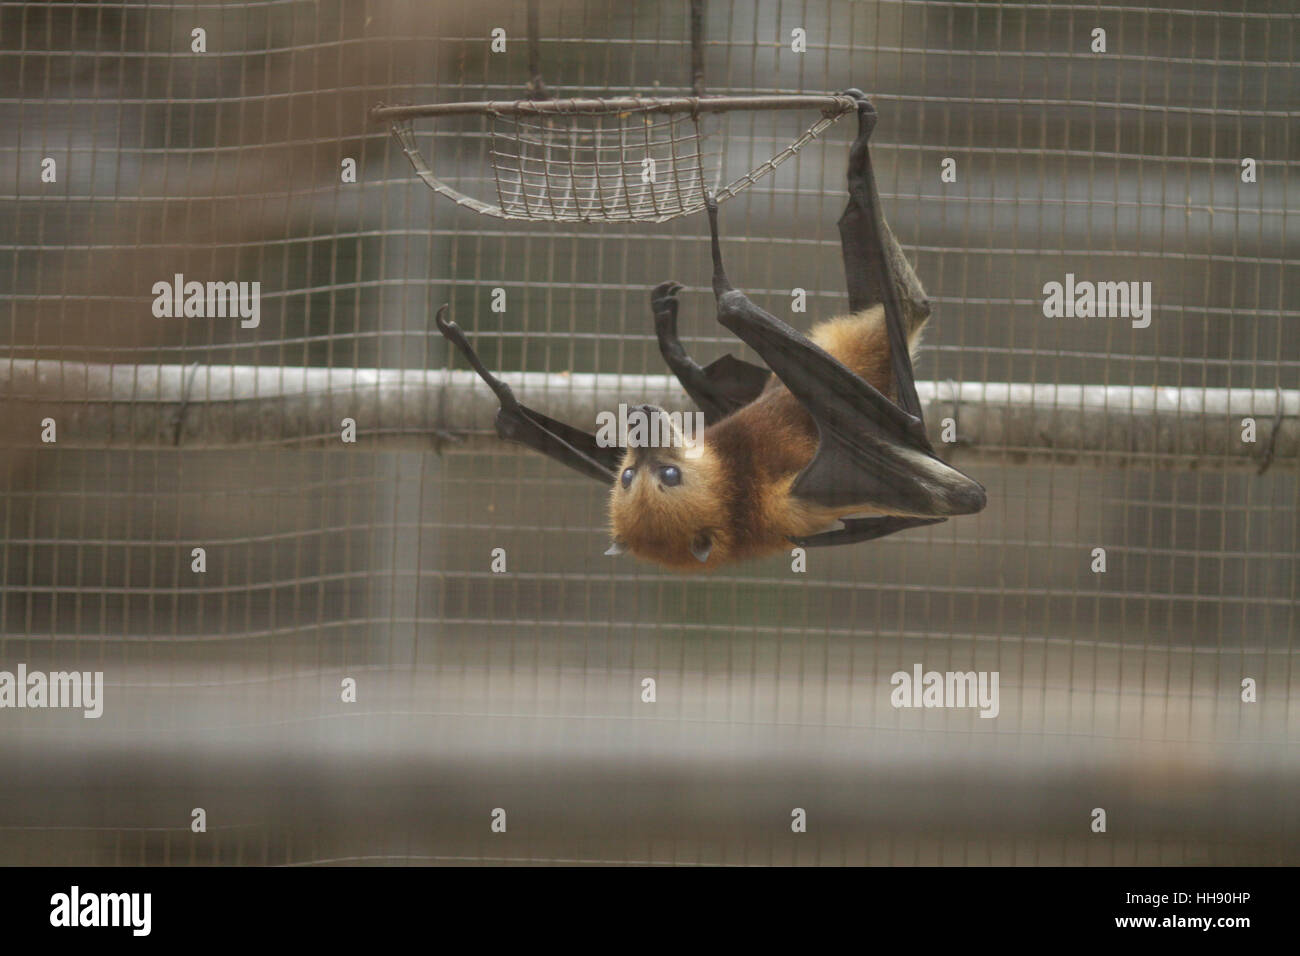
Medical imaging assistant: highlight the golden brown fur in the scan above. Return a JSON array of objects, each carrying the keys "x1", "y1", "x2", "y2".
[{"x1": 609, "y1": 306, "x2": 919, "y2": 571}]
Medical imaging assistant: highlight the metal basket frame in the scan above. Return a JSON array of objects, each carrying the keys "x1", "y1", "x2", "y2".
[{"x1": 372, "y1": 94, "x2": 858, "y2": 223}]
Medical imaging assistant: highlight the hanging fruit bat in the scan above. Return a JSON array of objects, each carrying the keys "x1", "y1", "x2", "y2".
[{"x1": 435, "y1": 90, "x2": 985, "y2": 572}]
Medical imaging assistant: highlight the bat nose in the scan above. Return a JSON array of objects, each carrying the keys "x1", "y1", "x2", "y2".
[
  {"x1": 627, "y1": 404, "x2": 691, "y2": 466},
  {"x1": 627, "y1": 404, "x2": 660, "y2": 461},
  {"x1": 629, "y1": 404, "x2": 670, "y2": 442}
]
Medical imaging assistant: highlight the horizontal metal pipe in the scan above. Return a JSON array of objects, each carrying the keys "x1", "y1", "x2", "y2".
[
  {"x1": 370, "y1": 94, "x2": 857, "y2": 121},
  {"x1": 2, "y1": 360, "x2": 1295, "y2": 469}
]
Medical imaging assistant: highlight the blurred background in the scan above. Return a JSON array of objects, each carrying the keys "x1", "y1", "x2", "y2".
[{"x1": 1, "y1": 0, "x2": 1296, "y2": 865}]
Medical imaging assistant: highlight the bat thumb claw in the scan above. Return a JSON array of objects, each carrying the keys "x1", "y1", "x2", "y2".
[{"x1": 434, "y1": 304, "x2": 454, "y2": 333}]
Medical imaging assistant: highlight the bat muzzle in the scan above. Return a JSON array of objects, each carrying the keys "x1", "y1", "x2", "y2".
[{"x1": 626, "y1": 404, "x2": 691, "y2": 462}]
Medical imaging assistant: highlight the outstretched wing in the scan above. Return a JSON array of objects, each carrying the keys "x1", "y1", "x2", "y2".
[{"x1": 435, "y1": 307, "x2": 620, "y2": 484}]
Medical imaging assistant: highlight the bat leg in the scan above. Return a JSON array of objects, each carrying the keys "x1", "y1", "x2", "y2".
[
  {"x1": 651, "y1": 279, "x2": 769, "y2": 425},
  {"x1": 652, "y1": 280, "x2": 723, "y2": 419},
  {"x1": 705, "y1": 191, "x2": 736, "y2": 300},
  {"x1": 434, "y1": 305, "x2": 621, "y2": 484}
]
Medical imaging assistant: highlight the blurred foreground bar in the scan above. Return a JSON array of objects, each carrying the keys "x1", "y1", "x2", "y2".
[{"x1": 3, "y1": 360, "x2": 1296, "y2": 469}]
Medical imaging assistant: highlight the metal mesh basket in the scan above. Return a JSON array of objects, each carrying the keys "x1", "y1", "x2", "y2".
[{"x1": 373, "y1": 94, "x2": 857, "y2": 223}]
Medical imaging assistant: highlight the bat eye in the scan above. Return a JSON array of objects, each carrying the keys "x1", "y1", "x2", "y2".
[
  {"x1": 660, "y1": 465, "x2": 682, "y2": 487},
  {"x1": 620, "y1": 467, "x2": 635, "y2": 489}
]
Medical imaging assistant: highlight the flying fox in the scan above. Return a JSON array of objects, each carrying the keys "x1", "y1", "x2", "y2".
[{"x1": 435, "y1": 90, "x2": 985, "y2": 571}]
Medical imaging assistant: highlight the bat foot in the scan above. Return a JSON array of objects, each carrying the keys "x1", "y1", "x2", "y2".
[
  {"x1": 704, "y1": 193, "x2": 735, "y2": 297},
  {"x1": 838, "y1": 89, "x2": 874, "y2": 123},
  {"x1": 652, "y1": 280, "x2": 690, "y2": 366},
  {"x1": 838, "y1": 90, "x2": 877, "y2": 143},
  {"x1": 651, "y1": 280, "x2": 684, "y2": 323},
  {"x1": 651, "y1": 280, "x2": 684, "y2": 306}
]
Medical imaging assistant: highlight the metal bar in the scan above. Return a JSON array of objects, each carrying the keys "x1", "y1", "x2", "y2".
[
  {"x1": 690, "y1": 0, "x2": 707, "y2": 97},
  {"x1": 370, "y1": 95, "x2": 858, "y2": 121},
  {"x1": 4, "y1": 361, "x2": 1295, "y2": 469},
  {"x1": 526, "y1": 0, "x2": 550, "y2": 99}
]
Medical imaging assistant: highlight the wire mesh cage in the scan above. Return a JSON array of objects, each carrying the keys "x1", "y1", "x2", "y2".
[{"x1": 0, "y1": 0, "x2": 1296, "y2": 869}]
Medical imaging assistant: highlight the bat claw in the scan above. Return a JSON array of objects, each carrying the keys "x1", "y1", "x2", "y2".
[
  {"x1": 651, "y1": 280, "x2": 684, "y2": 319},
  {"x1": 838, "y1": 88, "x2": 874, "y2": 124},
  {"x1": 651, "y1": 279, "x2": 683, "y2": 304},
  {"x1": 434, "y1": 303, "x2": 455, "y2": 334}
]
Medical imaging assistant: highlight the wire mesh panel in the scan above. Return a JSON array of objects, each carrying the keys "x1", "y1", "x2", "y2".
[
  {"x1": 0, "y1": 0, "x2": 1296, "y2": 868},
  {"x1": 490, "y1": 107, "x2": 718, "y2": 221}
]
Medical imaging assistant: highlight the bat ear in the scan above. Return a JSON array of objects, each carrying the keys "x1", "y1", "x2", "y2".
[
  {"x1": 689, "y1": 532, "x2": 713, "y2": 564},
  {"x1": 604, "y1": 539, "x2": 628, "y2": 557}
]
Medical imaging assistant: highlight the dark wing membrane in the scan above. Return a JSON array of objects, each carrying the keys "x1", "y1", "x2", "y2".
[
  {"x1": 494, "y1": 405, "x2": 621, "y2": 483},
  {"x1": 838, "y1": 180, "x2": 892, "y2": 320},
  {"x1": 698, "y1": 353, "x2": 771, "y2": 415},
  {"x1": 712, "y1": 290, "x2": 982, "y2": 517},
  {"x1": 436, "y1": 307, "x2": 620, "y2": 484}
]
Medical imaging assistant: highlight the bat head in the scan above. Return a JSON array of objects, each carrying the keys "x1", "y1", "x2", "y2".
[{"x1": 606, "y1": 405, "x2": 727, "y2": 571}]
